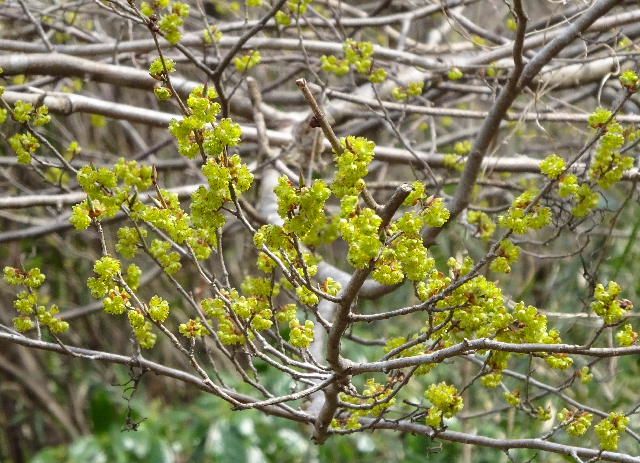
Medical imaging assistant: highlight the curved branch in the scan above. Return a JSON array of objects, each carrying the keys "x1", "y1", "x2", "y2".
[
  {"x1": 0, "y1": 331, "x2": 313, "y2": 423},
  {"x1": 350, "y1": 338, "x2": 640, "y2": 374},
  {"x1": 366, "y1": 418, "x2": 640, "y2": 463}
]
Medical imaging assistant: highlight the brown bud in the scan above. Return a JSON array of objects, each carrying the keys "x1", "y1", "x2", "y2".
[
  {"x1": 149, "y1": 13, "x2": 158, "y2": 22},
  {"x1": 309, "y1": 115, "x2": 320, "y2": 128},
  {"x1": 619, "y1": 299, "x2": 633, "y2": 310},
  {"x1": 150, "y1": 24, "x2": 160, "y2": 33}
]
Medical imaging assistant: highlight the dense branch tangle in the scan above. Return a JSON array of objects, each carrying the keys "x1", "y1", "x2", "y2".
[{"x1": 2, "y1": 0, "x2": 640, "y2": 461}]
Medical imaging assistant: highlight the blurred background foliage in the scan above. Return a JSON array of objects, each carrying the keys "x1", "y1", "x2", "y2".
[{"x1": 28, "y1": 373, "x2": 464, "y2": 463}]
